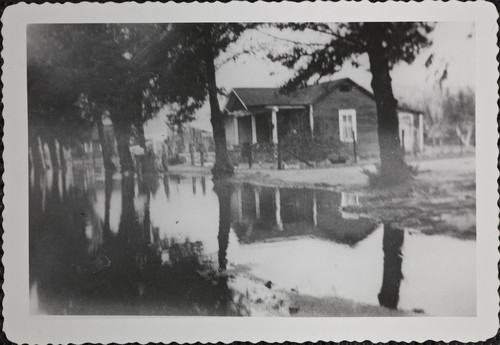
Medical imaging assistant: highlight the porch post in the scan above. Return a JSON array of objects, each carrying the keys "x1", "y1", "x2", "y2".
[
  {"x1": 251, "y1": 114, "x2": 257, "y2": 144},
  {"x1": 309, "y1": 104, "x2": 314, "y2": 138},
  {"x1": 254, "y1": 188, "x2": 260, "y2": 219},
  {"x1": 236, "y1": 185, "x2": 242, "y2": 222},
  {"x1": 274, "y1": 188, "x2": 283, "y2": 231},
  {"x1": 418, "y1": 113, "x2": 424, "y2": 152},
  {"x1": 233, "y1": 117, "x2": 239, "y2": 145},
  {"x1": 271, "y1": 106, "x2": 279, "y2": 144},
  {"x1": 312, "y1": 191, "x2": 317, "y2": 228}
]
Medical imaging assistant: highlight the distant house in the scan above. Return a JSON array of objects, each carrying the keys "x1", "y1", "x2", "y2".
[{"x1": 223, "y1": 78, "x2": 424, "y2": 161}]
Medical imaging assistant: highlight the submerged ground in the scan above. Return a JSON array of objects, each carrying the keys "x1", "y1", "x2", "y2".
[{"x1": 29, "y1": 155, "x2": 476, "y2": 317}]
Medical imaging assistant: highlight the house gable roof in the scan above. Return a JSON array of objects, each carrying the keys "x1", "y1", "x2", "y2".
[
  {"x1": 228, "y1": 78, "x2": 374, "y2": 110},
  {"x1": 226, "y1": 78, "x2": 422, "y2": 115}
]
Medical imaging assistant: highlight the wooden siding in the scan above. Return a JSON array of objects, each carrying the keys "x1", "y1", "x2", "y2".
[{"x1": 313, "y1": 85, "x2": 380, "y2": 158}]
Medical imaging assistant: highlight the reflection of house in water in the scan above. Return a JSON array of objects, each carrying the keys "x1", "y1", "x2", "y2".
[{"x1": 230, "y1": 184, "x2": 376, "y2": 246}]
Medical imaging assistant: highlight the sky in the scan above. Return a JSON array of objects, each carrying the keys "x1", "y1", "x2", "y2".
[{"x1": 145, "y1": 22, "x2": 475, "y2": 139}]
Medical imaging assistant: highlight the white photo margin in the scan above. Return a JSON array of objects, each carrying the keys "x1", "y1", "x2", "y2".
[{"x1": 2, "y1": 1, "x2": 499, "y2": 344}]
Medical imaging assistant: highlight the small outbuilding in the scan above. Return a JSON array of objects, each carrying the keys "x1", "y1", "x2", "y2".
[{"x1": 223, "y1": 78, "x2": 424, "y2": 162}]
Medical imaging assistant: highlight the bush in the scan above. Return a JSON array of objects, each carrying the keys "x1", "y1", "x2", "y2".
[
  {"x1": 280, "y1": 134, "x2": 348, "y2": 163},
  {"x1": 168, "y1": 154, "x2": 187, "y2": 166},
  {"x1": 362, "y1": 163, "x2": 419, "y2": 188}
]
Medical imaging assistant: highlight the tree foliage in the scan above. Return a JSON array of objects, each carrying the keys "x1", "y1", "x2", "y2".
[
  {"x1": 28, "y1": 23, "x2": 211, "y2": 173},
  {"x1": 442, "y1": 88, "x2": 475, "y2": 147},
  {"x1": 268, "y1": 22, "x2": 434, "y2": 91},
  {"x1": 27, "y1": 25, "x2": 92, "y2": 142}
]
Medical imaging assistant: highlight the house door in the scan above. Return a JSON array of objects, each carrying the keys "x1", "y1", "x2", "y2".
[{"x1": 398, "y1": 112, "x2": 414, "y2": 152}]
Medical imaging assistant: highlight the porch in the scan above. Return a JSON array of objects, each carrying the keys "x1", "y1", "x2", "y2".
[{"x1": 225, "y1": 105, "x2": 314, "y2": 147}]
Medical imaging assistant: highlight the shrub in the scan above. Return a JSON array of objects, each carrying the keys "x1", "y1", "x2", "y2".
[
  {"x1": 168, "y1": 154, "x2": 187, "y2": 166},
  {"x1": 362, "y1": 163, "x2": 419, "y2": 188}
]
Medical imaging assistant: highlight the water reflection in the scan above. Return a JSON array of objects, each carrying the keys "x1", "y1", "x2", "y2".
[
  {"x1": 162, "y1": 174, "x2": 170, "y2": 199},
  {"x1": 30, "y1": 172, "x2": 238, "y2": 315},
  {"x1": 29, "y1": 170, "x2": 476, "y2": 316},
  {"x1": 215, "y1": 183, "x2": 231, "y2": 271},
  {"x1": 230, "y1": 184, "x2": 376, "y2": 246},
  {"x1": 378, "y1": 225, "x2": 404, "y2": 310}
]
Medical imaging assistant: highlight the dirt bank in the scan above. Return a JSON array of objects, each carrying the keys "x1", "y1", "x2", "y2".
[{"x1": 227, "y1": 271, "x2": 413, "y2": 317}]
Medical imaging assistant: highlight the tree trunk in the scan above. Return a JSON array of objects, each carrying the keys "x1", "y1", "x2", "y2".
[
  {"x1": 58, "y1": 140, "x2": 67, "y2": 172},
  {"x1": 118, "y1": 175, "x2": 139, "y2": 243},
  {"x1": 31, "y1": 134, "x2": 45, "y2": 180},
  {"x1": 202, "y1": 25, "x2": 234, "y2": 179},
  {"x1": 200, "y1": 150, "x2": 205, "y2": 167},
  {"x1": 143, "y1": 192, "x2": 151, "y2": 243},
  {"x1": 113, "y1": 120, "x2": 135, "y2": 174},
  {"x1": 39, "y1": 135, "x2": 52, "y2": 170},
  {"x1": 136, "y1": 122, "x2": 147, "y2": 150},
  {"x1": 367, "y1": 28, "x2": 410, "y2": 185},
  {"x1": 189, "y1": 143, "x2": 196, "y2": 166},
  {"x1": 456, "y1": 125, "x2": 473, "y2": 148},
  {"x1": 161, "y1": 142, "x2": 169, "y2": 172},
  {"x1": 103, "y1": 171, "x2": 113, "y2": 241},
  {"x1": 97, "y1": 113, "x2": 116, "y2": 174},
  {"x1": 135, "y1": 122, "x2": 148, "y2": 178},
  {"x1": 47, "y1": 137, "x2": 60, "y2": 170}
]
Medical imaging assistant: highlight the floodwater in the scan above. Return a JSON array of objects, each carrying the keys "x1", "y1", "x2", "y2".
[{"x1": 29, "y1": 169, "x2": 476, "y2": 316}]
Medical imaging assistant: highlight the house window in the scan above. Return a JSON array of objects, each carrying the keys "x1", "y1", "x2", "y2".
[{"x1": 338, "y1": 109, "x2": 357, "y2": 142}]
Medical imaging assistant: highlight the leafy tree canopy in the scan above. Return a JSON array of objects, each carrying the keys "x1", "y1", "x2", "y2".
[{"x1": 268, "y1": 22, "x2": 434, "y2": 91}]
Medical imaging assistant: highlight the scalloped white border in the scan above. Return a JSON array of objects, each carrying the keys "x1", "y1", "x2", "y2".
[{"x1": 2, "y1": 1, "x2": 499, "y2": 343}]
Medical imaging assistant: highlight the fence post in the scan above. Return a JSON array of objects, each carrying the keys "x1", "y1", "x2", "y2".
[
  {"x1": 401, "y1": 130, "x2": 405, "y2": 154},
  {"x1": 277, "y1": 142, "x2": 282, "y2": 170},
  {"x1": 352, "y1": 130, "x2": 357, "y2": 163},
  {"x1": 248, "y1": 144, "x2": 253, "y2": 169},
  {"x1": 189, "y1": 143, "x2": 195, "y2": 166},
  {"x1": 200, "y1": 150, "x2": 205, "y2": 167}
]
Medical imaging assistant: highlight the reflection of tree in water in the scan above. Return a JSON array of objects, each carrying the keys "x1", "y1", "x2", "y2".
[
  {"x1": 29, "y1": 169, "x2": 99, "y2": 314},
  {"x1": 192, "y1": 176, "x2": 197, "y2": 195},
  {"x1": 103, "y1": 171, "x2": 114, "y2": 239},
  {"x1": 215, "y1": 182, "x2": 231, "y2": 271},
  {"x1": 378, "y1": 224, "x2": 405, "y2": 310},
  {"x1": 201, "y1": 176, "x2": 206, "y2": 195},
  {"x1": 31, "y1": 170, "x2": 240, "y2": 315},
  {"x1": 162, "y1": 174, "x2": 170, "y2": 199},
  {"x1": 214, "y1": 182, "x2": 232, "y2": 315}
]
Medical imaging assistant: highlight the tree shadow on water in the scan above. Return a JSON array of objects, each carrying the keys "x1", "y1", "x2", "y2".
[
  {"x1": 31, "y1": 172, "x2": 241, "y2": 316},
  {"x1": 378, "y1": 224, "x2": 405, "y2": 310}
]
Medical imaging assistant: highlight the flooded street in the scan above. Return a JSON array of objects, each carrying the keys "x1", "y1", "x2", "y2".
[{"x1": 29, "y1": 169, "x2": 475, "y2": 316}]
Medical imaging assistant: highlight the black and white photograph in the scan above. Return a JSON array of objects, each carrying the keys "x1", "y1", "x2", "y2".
[{"x1": 2, "y1": 1, "x2": 499, "y2": 343}]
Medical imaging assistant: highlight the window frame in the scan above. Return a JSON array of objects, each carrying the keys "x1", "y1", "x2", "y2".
[{"x1": 338, "y1": 109, "x2": 357, "y2": 143}]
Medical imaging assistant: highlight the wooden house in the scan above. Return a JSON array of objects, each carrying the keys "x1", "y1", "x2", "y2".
[{"x1": 223, "y1": 78, "x2": 424, "y2": 161}]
